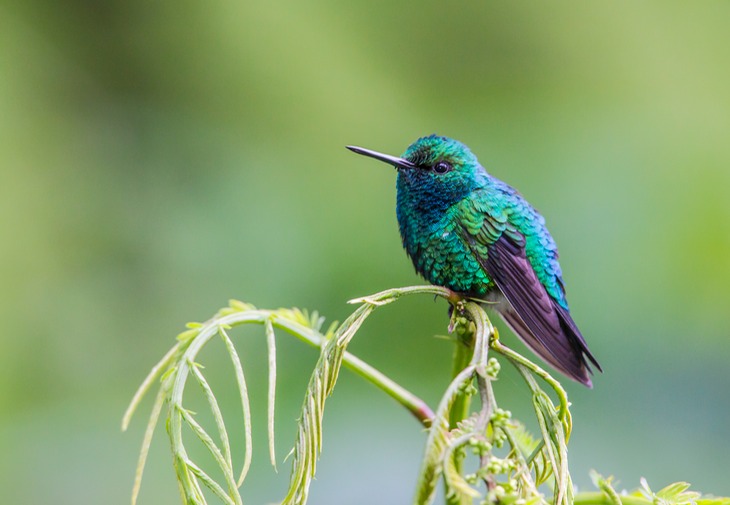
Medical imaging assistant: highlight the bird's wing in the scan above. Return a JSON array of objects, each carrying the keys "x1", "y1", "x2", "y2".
[{"x1": 456, "y1": 197, "x2": 600, "y2": 385}]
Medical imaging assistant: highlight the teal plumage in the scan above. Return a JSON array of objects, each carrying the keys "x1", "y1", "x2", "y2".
[{"x1": 348, "y1": 135, "x2": 601, "y2": 386}]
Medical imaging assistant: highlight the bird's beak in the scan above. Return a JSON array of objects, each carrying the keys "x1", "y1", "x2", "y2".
[{"x1": 346, "y1": 145, "x2": 416, "y2": 170}]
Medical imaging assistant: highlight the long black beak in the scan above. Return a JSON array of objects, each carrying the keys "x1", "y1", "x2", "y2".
[{"x1": 346, "y1": 145, "x2": 416, "y2": 170}]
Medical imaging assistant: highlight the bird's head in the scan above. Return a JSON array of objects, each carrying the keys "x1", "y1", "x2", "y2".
[{"x1": 347, "y1": 135, "x2": 485, "y2": 207}]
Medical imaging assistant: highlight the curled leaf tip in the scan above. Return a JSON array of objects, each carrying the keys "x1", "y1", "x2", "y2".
[
  {"x1": 229, "y1": 299, "x2": 256, "y2": 311},
  {"x1": 347, "y1": 296, "x2": 387, "y2": 306},
  {"x1": 176, "y1": 329, "x2": 199, "y2": 342}
]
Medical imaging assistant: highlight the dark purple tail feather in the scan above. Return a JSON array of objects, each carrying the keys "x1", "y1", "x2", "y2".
[{"x1": 498, "y1": 304, "x2": 599, "y2": 387}]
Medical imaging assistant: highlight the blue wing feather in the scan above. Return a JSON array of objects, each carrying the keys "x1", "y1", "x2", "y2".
[{"x1": 456, "y1": 191, "x2": 601, "y2": 385}]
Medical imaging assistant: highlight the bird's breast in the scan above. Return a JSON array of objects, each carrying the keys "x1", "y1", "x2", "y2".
[{"x1": 398, "y1": 209, "x2": 493, "y2": 297}]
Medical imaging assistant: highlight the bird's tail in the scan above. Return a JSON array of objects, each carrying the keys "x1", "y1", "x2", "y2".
[{"x1": 498, "y1": 304, "x2": 601, "y2": 387}]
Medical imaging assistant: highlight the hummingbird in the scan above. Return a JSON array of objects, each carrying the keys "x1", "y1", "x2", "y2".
[{"x1": 347, "y1": 135, "x2": 601, "y2": 387}]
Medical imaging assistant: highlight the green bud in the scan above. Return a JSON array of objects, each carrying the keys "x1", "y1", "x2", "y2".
[{"x1": 486, "y1": 358, "x2": 501, "y2": 378}]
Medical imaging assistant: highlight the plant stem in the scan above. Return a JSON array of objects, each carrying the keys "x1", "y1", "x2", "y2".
[
  {"x1": 448, "y1": 337, "x2": 473, "y2": 430},
  {"x1": 445, "y1": 304, "x2": 478, "y2": 505},
  {"x1": 341, "y1": 350, "x2": 434, "y2": 427},
  {"x1": 275, "y1": 317, "x2": 435, "y2": 426},
  {"x1": 574, "y1": 492, "x2": 649, "y2": 505}
]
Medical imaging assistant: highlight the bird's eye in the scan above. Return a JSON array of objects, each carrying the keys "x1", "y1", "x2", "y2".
[{"x1": 432, "y1": 161, "x2": 452, "y2": 174}]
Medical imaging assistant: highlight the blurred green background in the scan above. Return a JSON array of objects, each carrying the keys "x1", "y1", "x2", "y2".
[{"x1": 2, "y1": 1, "x2": 729, "y2": 503}]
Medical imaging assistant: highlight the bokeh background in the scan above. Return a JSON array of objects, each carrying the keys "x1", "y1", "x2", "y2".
[{"x1": 2, "y1": 1, "x2": 729, "y2": 503}]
